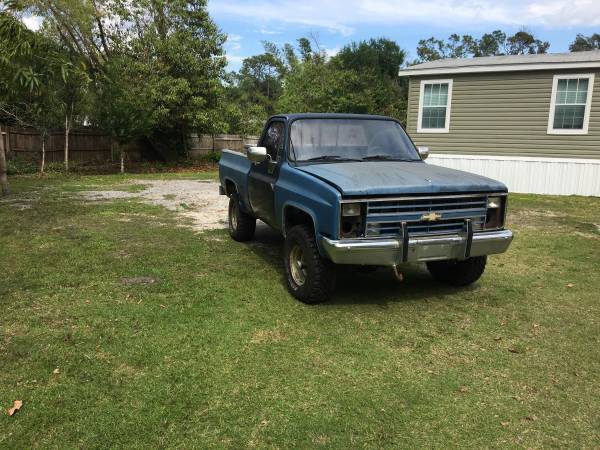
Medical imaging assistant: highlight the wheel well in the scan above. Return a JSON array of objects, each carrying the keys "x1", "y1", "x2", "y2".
[
  {"x1": 225, "y1": 179, "x2": 237, "y2": 196},
  {"x1": 284, "y1": 206, "x2": 315, "y2": 234}
]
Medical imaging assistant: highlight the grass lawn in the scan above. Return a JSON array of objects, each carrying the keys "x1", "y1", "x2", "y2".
[{"x1": 1, "y1": 172, "x2": 599, "y2": 448}]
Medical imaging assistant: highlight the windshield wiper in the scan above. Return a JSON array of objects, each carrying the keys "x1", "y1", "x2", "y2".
[
  {"x1": 362, "y1": 155, "x2": 417, "y2": 161},
  {"x1": 304, "y1": 155, "x2": 361, "y2": 162}
]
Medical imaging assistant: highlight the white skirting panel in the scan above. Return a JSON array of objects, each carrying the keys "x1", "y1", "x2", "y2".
[{"x1": 427, "y1": 154, "x2": 600, "y2": 196}]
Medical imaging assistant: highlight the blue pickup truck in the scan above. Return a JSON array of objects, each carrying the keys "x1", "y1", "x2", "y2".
[{"x1": 219, "y1": 114, "x2": 513, "y2": 303}]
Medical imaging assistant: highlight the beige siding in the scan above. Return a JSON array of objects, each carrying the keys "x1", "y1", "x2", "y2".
[{"x1": 406, "y1": 70, "x2": 600, "y2": 159}]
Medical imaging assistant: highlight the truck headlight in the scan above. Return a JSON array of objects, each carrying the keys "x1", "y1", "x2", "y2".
[
  {"x1": 342, "y1": 203, "x2": 361, "y2": 217},
  {"x1": 340, "y1": 202, "x2": 363, "y2": 238},
  {"x1": 485, "y1": 196, "x2": 506, "y2": 230},
  {"x1": 487, "y1": 197, "x2": 501, "y2": 209}
]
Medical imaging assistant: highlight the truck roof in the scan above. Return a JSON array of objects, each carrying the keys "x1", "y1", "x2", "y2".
[{"x1": 270, "y1": 113, "x2": 395, "y2": 121}]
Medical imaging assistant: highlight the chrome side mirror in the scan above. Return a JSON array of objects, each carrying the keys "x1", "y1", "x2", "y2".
[
  {"x1": 417, "y1": 146, "x2": 430, "y2": 160},
  {"x1": 247, "y1": 146, "x2": 268, "y2": 164}
]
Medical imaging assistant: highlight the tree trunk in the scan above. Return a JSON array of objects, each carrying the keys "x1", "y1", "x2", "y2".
[
  {"x1": 0, "y1": 124, "x2": 10, "y2": 196},
  {"x1": 119, "y1": 144, "x2": 125, "y2": 174},
  {"x1": 64, "y1": 110, "x2": 70, "y2": 172},
  {"x1": 41, "y1": 133, "x2": 46, "y2": 174}
]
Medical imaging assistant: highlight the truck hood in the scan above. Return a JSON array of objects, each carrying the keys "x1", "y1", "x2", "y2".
[{"x1": 297, "y1": 161, "x2": 507, "y2": 196}]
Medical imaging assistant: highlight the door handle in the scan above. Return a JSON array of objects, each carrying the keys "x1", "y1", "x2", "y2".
[{"x1": 270, "y1": 183, "x2": 275, "y2": 190}]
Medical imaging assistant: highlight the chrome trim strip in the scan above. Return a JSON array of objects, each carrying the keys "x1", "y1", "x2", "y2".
[
  {"x1": 366, "y1": 207, "x2": 487, "y2": 216},
  {"x1": 340, "y1": 192, "x2": 507, "y2": 203}
]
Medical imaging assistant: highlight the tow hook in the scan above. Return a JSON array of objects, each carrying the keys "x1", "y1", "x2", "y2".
[{"x1": 392, "y1": 265, "x2": 404, "y2": 282}]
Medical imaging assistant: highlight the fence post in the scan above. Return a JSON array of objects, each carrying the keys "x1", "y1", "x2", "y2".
[{"x1": 0, "y1": 125, "x2": 10, "y2": 196}]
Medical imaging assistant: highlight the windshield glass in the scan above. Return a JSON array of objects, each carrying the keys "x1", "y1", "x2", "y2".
[{"x1": 289, "y1": 118, "x2": 420, "y2": 162}]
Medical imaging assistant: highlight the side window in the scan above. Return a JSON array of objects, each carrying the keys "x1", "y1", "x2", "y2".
[
  {"x1": 417, "y1": 79, "x2": 453, "y2": 133},
  {"x1": 261, "y1": 121, "x2": 285, "y2": 161},
  {"x1": 547, "y1": 74, "x2": 594, "y2": 135}
]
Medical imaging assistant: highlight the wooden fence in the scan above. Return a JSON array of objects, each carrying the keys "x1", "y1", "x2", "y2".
[
  {"x1": 4, "y1": 127, "x2": 259, "y2": 163},
  {"x1": 188, "y1": 134, "x2": 259, "y2": 157},
  {"x1": 6, "y1": 127, "x2": 114, "y2": 163}
]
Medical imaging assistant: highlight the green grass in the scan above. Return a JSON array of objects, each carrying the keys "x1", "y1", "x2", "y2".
[{"x1": 1, "y1": 173, "x2": 599, "y2": 448}]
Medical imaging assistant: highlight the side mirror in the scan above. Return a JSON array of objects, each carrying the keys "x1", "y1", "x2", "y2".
[
  {"x1": 417, "y1": 146, "x2": 430, "y2": 160},
  {"x1": 247, "y1": 146, "x2": 268, "y2": 164}
]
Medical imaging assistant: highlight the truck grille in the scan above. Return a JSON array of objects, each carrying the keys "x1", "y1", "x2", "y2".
[{"x1": 365, "y1": 195, "x2": 488, "y2": 237}]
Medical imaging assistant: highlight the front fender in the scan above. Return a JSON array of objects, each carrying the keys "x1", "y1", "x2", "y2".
[{"x1": 275, "y1": 163, "x2": 341, "y2": 255}]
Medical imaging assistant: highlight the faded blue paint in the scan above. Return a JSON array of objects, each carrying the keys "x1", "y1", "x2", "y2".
[
  {"x1": 297, "y1": 161, "x2": 507, "y2": 196},
  {"x1": 219, "y1": 114, "x2": 509, "y2": 259},
  {"x1": 275, "y1": 163, "x2": 341, "y2": 244},
  {"x1": 219, "y1": 150, "x2": 252, "y2": 212}
]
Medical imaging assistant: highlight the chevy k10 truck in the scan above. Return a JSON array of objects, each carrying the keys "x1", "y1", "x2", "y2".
[{"x1": 219, "y1": 114, "x2": 513, "y2": 304}]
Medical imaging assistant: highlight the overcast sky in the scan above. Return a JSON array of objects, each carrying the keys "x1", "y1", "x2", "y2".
[{"x1": 208, "y1": 0, "x2": 600, "y2": 70}]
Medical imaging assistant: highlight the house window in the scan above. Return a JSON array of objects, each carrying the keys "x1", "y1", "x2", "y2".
[
  {"x1": 417, "y1": 79, "x2": 453, "y2": 133},
  {"x1": 548, "y1": 74, "x2": 594, "y2": 135}
]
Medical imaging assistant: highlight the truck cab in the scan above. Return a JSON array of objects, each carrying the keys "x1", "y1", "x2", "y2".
[{"x1": 219, "y1": 113, "x2": 513, "y2": 303}]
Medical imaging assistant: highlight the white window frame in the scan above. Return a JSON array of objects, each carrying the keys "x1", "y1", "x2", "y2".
[
  {"x1": 547, "y1": 73, "x2": 595, "y2": 135},
  {"x1": 417, "y1": 79, "x2": 453, "y2": 133}
]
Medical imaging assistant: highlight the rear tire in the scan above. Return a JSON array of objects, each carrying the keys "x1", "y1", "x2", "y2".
[
  {"x1": 284, "y1": 225, "x2": 336, "y2": 304},
  {"x1": 228, "y1": 194, "x2": 256, "y2": 242},
  {"x1": 427, "y1": 256, "x2": 487, "y2": 286}
]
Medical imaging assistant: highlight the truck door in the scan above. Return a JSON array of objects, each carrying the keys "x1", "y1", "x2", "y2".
[{"x1": 248, "y1": 119, "x2": 285, "y2": 226}]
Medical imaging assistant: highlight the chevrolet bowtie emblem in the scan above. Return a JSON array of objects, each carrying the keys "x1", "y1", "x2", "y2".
[{"x1": 421, "y1": 212, "x2": 442, "y2": 222}]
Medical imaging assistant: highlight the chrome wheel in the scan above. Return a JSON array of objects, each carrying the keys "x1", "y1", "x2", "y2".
[
  {"x1": 289, "y1": 244, "x2": 307, "y2": 286},
  {"x1": 229, "y1": 198, "x2": 238, "y2": 232}
]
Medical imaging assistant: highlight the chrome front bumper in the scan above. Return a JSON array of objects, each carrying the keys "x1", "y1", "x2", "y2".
[{"x1": 321, "y1": 230, "x2": 513, "y2": 266}]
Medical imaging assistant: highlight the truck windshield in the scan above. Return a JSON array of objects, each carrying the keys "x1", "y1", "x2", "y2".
[{"x1": 289, "y1": 118, "x2": 420, "y2": 162}]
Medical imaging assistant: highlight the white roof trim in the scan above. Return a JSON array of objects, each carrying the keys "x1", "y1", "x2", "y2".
[{"x1": 399, "y1": 61, "x2": 600, "y2": 77}]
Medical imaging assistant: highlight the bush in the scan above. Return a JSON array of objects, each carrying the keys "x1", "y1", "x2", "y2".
[
  {"x1": 6, "y1": 159, "x2": 73, "y2": 175},
  {"x1": 202, "y1": 151, "x2": 221, "y2": 163},
  {"x1": 6, "y1": 159, "x2": 39, "y2": 175}
]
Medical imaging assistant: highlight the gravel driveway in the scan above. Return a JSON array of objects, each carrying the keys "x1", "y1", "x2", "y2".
[{"x1": 82, "y1": 179, "x2": 229, "y2": 231}]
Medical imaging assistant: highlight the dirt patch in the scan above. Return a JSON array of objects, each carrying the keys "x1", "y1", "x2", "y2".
[
  {"x1": 0, "y1": 197, "x2": 36, "y2": 210},
  {"x1": 81, "y1": 179, "x2": 229, "y2": 231},
  {"x1": 121, "y1": 276, "x2": 158, "y2": 285},
  {"x1": 250, "y1": 329, "x2": 288, "y2": 344}
]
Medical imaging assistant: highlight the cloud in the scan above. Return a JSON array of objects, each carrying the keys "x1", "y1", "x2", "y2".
[
  {"x1": 258, "y1": 28, "x2": 283, "y2": 35},
  {"x1": 525, "y1": 0, "x2": 600, "y2": 27},
  {"x1": 208, "y1": 1, "x2": 355, "y2": 35},
  {"x1": 324, "y1": 47, "x2": 341, "y2": 58},
  {"x1": 225, "y1": 33, "x2": 243, "y2": 51},
  {"x1": 209, "y1": 0, "x2": 600, "y2": 35},
  {"x1": 226, "y1": 54, "x2": 246, "y2": 65}
]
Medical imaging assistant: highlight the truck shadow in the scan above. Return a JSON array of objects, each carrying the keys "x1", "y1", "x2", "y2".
[{"x1": 246, "y1": 222, "x2": 470, "y2": 306}]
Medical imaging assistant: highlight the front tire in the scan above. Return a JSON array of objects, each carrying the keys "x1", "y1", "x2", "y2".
[
  {"x1": 284, "y1": 225, "x2": 336, "y2": 304},
  {"x1": 427, "y1": 256, "x2": 487, "y2": 286},
  {"x1": 228, "y1": 194, "x2": 256, "y2": 242}
]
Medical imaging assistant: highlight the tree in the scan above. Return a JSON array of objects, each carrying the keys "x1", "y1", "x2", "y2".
[
  {"x1": 570, "y1": 33, "x2": 600, "y2": 52},
  {"x1": 505, "y1": 31, "x2": 549, "y2": 55},
  {"x1": 21, "y1": 0, "x2": 227, "y2": 159},
  {"x1": 335, "y1": 38, "x2": 406, "y2": 79},
  {"x1": 0, "y1": 7, "x2": 70, "y2": 178},
  {"x1": 27, "y1": 84, "x2": 63, "y2": 173},
  {"x1": 277, "y1": 37, "x2": 408, "y2": 123},
  {"x1": 223, "y1": 40, "x2": 306, "y2": 135},
  {"x1": 0, "y1": 120, "x2": 8, "y2": 195},
  {"x1": 415, "y1": 29, "x2": 550, "y2": 62},
  {"x1": 57, "y1": 60, "x2": 90, "y2": 171},
  {"x1": 93, "y1": 56, "x2": 156, "y2": 173},
  {"x1": 476, "y1": 30, "x2": 507, "y2": 57},
  {"x1": 235, "y1": 51, "x2": 285, "y2": 115}
]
